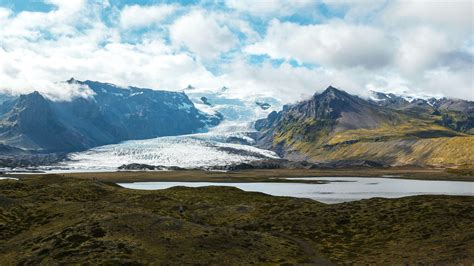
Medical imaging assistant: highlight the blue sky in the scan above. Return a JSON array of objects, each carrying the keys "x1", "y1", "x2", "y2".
[{"x1": 0, "y1": 0, "x2": 472, "y2": 101}]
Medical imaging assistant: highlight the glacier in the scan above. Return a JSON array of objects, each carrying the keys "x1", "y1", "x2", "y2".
[{"x1": 57, "y1": 87, "x2": 283, "y2": 171}]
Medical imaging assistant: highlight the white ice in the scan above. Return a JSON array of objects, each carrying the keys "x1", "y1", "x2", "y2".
[{"x1": 59, "y1": 90, "x2": 282, "y2": 171}]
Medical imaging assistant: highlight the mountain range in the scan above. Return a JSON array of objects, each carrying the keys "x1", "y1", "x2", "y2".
[
  {"x1": 0, "y1": 81, "x2": 472, "y2": 168},
  {"x1": 256, "y1": 86, "x2": 474, "y2": 167},
  {"x1": 0, "y1": 79, "x2": 222, "y2": 152}
]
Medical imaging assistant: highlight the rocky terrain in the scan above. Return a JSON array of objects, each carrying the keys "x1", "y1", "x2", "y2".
[
  {"x1": 0, "y1": 79, "x2": 222, "y2": 153},
  {"x1": 256, "y1": 86, "x2": 474, "y2": 167},
  {"x1": 369, "y1": 91, "x2": 474, "y2": 133},
  {"x1": 117, "y1": 159, "x2": 389, "y2": 172},
  {"x1": 255, "y1": 101, "x2": 271, "y2": 110},
  {"x1": 0, "y1": 176, "x2": 472, "y2": 264}
]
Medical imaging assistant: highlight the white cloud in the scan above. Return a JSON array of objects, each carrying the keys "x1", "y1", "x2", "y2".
[
  {"x1": 0, "y1": 4, "x2": 213, "y2": 99},
  {"x1": 0, "y1": 0, "x2": 472, "y2": 103},
  {"x1": 45, "y1": 0, "x2": 85, "y2": 12},
  {"x1": 225, "y1": 0, "x2": 317, "y2": 16},
  {"x1": 170, "y1": 10, "x2": 237, "y2": 60},
  {"x1": 0, "y1": 7, "x2": 11, "y2": 20},
  {"x1": 44, "y1": 83, "x2": 96, "y2": 102},
  {"x1": 120, "y1": 4, "x2": 176, "y2": 29},
  {"x1": 395, "y1": 26, "x2": 452, "y2": 76},
  {"x1": 246, "y1": 19, "x2": 395, "y2": 69},
  {"x1": 320, "y1": 1, "x2": 386, "y2": 22},
  {"x1": 0, "y1": 0, "x2": 93, "y2": 41},
  {"x1": 421, "y1": 67, "x2": 474, "y2": 100},
  {"x1": 242, "y1": 2, "x2": 473, "y2": 100},
  {"x1": 0, "y1": 36, "x2": 215, "y2": 97},
  {"x1": 382, "y1": 0, "x2": 473, "y2": 35}
]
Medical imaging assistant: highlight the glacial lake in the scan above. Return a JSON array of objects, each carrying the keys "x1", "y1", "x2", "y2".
[
  {"x1": 118, "y1": 177, "x2": 474, "y2": 204},
  {"x1": 0, "y1": 177, "x2": 19, "y2": 180}
]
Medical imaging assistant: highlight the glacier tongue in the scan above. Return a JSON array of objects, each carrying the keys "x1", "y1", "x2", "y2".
[
  {"x1": 62, "y1": 131, "x2": 278, "y2": 171},
  {"x1": 59, "y1": 87, "x2": 283, "y2": 171}
]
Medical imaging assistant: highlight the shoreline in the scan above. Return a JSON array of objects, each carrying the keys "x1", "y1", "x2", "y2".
[{"x1": 9, "y1": 167, "x2": 474, "y2": 183}]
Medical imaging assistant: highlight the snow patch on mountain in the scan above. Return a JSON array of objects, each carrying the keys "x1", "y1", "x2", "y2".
[
  {"x1": 184, "y1": 85, "x2": 283, "y2": 123},
  {"x1": 369, "y1": 89, "x2": 443, "y2": 102}
]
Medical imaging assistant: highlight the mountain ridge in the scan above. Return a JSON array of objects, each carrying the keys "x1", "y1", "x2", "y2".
[
  {"x1": 256, "y1": 86, "x2": 474, "y2": 167},
  {"x1": 0, "y1": 80, "x2": 222, "y2": 152},
  {"x1": 369, "y1": 90, "x2": 474, "y2": 133}
]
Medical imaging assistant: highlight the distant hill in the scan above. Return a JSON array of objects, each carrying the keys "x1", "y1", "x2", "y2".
[
  {"x1": 0, "y1": 79, "x2": 222, "y2": 152},
  {"x1": 256, "y1": 86, "x2": 474, "y2": 167}
]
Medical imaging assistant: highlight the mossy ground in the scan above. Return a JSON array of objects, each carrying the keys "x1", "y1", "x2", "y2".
[
  {"x1": 1, "y1": 175, "x2": 473, "y2": 264},
  {"x1": 271, "y1": 116, "x2": 474, "y2": 166}
]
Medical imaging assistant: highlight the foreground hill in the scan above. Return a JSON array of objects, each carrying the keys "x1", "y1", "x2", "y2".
[
  {"x1": 256, "y1": 86, "x2": 474, "y2": 167},
  {"x1": 0, "y1": 176, "x2": 472, "y2": 264},
  {"x1": 0, "y1": 79, "x2": 222, "y2": 152}
]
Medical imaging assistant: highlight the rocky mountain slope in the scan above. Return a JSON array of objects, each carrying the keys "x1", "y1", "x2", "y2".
[
  {"x1": 256, "y1": 86, "x2": 474, "y2": 167},
  {"x1": 0, "y1": 80, "x2": 222, "y2": 152},
  {"x1": 369, "y1": 91, "x2": 474, "y2": 133}
]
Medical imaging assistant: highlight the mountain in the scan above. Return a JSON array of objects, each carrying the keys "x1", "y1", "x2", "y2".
[
  {"x1": 369, "y1": 91, "x2": 474, "y2": 133},
  {"x1": 256, "y1": 101, "x2": 271, "y2": 110},
  {"x1": 369, "y1": 91, "x2": 474, "y2": 113},
  {"x1": 256, "y1": 86, "x2": 474, "y2": 167},
  {"x1": 0, "y1": 91, "x2": 88, "y2": 151},
  {"x1": 183, "y1": 84, "x2": 282, "y2": 123},
  {"x1": 44, "y1": 85, "x2": 284, "y2": 171},
  {"x1": 0, "y1": 80, "x2": 222, "y2": 152},
  {"x1": 200, "y1": 96, "x2": 212, "y2": 106}
]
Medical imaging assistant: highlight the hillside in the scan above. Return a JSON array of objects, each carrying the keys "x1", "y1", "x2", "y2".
[
  {"x1": 256, "y1": 86, "x2": 474, "y2": 167},
  {"x1": 0, "y1": 176, "x2": 472, "y2": 264},
  {"x1": 0, "y1": 80, "x2": 222, "y2": 152}
]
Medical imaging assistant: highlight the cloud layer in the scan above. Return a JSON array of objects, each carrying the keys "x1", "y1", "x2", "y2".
[{"x1": 0, "y1": 0, "x2": 472, "y2": 102}]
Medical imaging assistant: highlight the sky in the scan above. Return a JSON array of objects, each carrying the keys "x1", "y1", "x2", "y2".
[{"x1": 0, "y1": 0, "x2": 473, "y2": 102}]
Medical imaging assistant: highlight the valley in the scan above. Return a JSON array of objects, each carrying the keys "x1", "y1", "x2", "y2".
[
  {"x1": 2, "y1": 1, "x2": 473, "y2": 264},
  {"x1": 0, "y1": 83, "x2": 473, "y2": 265},
  {"x1": 1, "y1": 82, "x2": 473, "y2": 171}
]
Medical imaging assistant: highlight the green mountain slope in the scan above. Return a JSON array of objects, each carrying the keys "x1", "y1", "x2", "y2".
[{"x1": 256, "y1": 87, "x2": 474, "y2": 167}]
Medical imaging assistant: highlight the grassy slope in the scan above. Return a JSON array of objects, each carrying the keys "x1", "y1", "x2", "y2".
[
  {"x1": 1, "y1": 176, "x2": 473, "y2": 264},
  {"x1": 271, "y1": 115, "x2": 474, "y2": 167},
  {"x1": 308, "y1": 136, "x2": 474, "y2": 167}
]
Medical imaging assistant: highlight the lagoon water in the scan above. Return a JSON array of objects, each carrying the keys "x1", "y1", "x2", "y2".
[
  {"x1": 118, "y1": 177, "x2": 474, "y2": 204},
  {"x1": 0, "y1": 177, "x2": 19, "y2": 180}
]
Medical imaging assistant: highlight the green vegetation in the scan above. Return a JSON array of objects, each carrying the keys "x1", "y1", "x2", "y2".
[
  {"x1": 1, "y1": 176, "x2": 473, "y2": 264},
  {"x1": 257, "y1": 88, "x2": 474, "y2": 167},
  {"x1": 306, "y1": 136, "x2": 474, "y2": 167},
  {"x1": 271, "y1": 117, "x2": 474, "y2": 167},
  {"x1": 435, "y1": 110, "x2": 474, "y2": 134}
]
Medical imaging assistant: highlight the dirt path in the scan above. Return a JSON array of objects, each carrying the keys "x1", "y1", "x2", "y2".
[{"x1": 273, "y1": 232, "x2": 333, "y2": 265}]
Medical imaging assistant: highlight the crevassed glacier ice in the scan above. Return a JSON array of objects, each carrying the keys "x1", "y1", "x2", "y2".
[
  {"x1": 59, "y1": 90, "x2": 282, "y2": 171},
  {"x1": 62, "y1": 127, "x2": 278, "y2": 170},
  {"x1": 65, "y1": 137, "x2": 276, "y2": 170}
]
